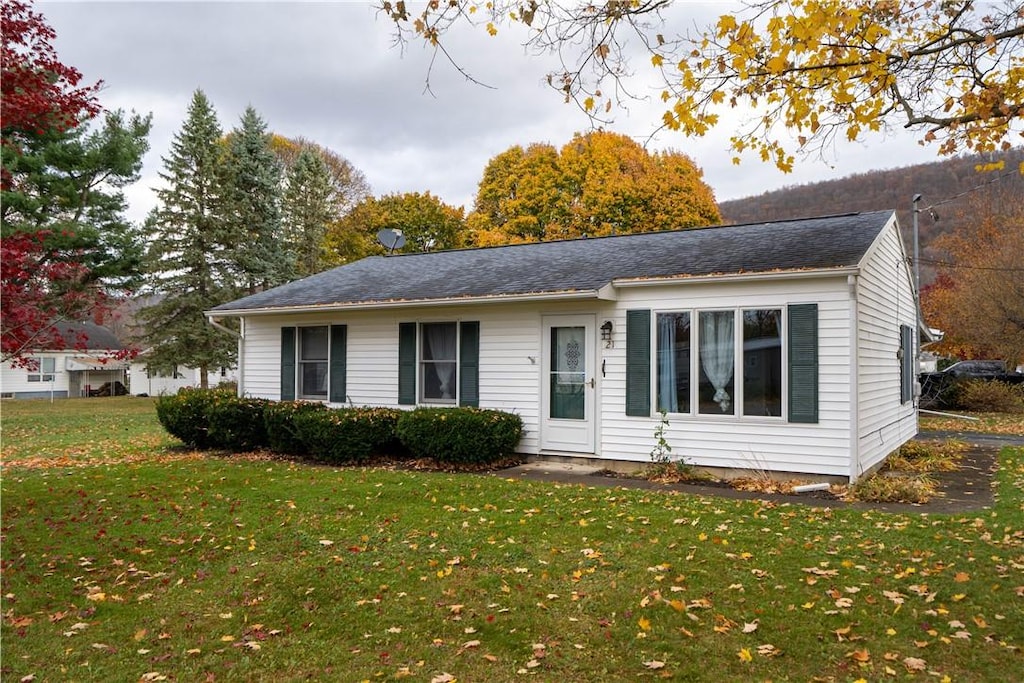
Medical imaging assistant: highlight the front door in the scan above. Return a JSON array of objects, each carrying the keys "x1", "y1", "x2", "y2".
[{"x1": 541, "y1": 315, "x2": 596, "y2": 453}]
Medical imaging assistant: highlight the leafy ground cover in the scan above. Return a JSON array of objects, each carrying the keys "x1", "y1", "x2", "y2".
[
  {"x1": 2, "y1": 398, "x2": 1023, "y2": 682},
  {"x1": 920, "y1": 412, "x2": 1024, "y2": 436}
]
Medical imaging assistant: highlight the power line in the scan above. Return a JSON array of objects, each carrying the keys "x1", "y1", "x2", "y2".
[
  {"x1": 918, "y1": 258, "x2": 1024, "y2": 273},
  {"x1": 923, "y1": 165, "x2": 1022, "y2": 213}
]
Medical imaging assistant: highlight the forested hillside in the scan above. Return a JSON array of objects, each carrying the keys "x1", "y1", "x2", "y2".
[{"x1": 719, "y1": 148, "x2": 1024, "y2": 273}]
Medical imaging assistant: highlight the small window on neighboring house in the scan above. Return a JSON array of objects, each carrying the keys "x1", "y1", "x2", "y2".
[
  {"x1": 420, "y1": 322, "x2": 458, "y2": 404},
  {"x1": 27, "y1": 357, "x2": 55, "y2": 382},
  {"x1": 298, "y1": 326, "x2": 329, "y2": 400},
  {"x1": 220, "y1": 366, "x2": 227, "y2": 377}
]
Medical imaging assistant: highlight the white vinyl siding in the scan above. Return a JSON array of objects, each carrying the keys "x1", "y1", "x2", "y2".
[
  {"x1": 602, "y1": 277, "x2": 853, "y2": 477},
  {"x1": 234, "y1": 235, "x2": 916, "y2": 480},
  {"x1": 855, "y1": 219, "x2": 918, "y2": 476},
  {"x1": 1, "y1": 353, "x2": 70, "y2": 397},
  {"x1": 239, "y1": 303, "x2": 551, "y2": 455}
]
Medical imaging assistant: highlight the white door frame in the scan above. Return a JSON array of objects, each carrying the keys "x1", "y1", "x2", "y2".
[{"x1": 540, "y1": 314, "x2": 596, "y2": 453}]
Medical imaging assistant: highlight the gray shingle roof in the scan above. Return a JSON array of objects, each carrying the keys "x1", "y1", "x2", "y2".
[
  {"x1": 212, "y1": 211, "x2": 895, "y2": 313},
  {"x1": 40, "y1": 321, "x2": 123, "y2": 350}
]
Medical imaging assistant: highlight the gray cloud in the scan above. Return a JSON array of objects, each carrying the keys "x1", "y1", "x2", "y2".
[{"x1": 42, "y1": 1, "x2": 944, "y2": 222}]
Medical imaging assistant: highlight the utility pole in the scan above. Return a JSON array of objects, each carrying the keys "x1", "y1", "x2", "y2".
[{"x1": 912, "y1": 194, "x2": 922, "y2": 380}]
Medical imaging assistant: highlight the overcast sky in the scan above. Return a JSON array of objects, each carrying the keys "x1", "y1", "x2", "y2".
[{"x1": 41, "y1": 0, "x2": 949, "y2": 224}]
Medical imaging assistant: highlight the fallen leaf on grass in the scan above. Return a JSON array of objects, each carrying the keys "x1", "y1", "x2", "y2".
[
  {"x1": 738, "y1": 648, "x2": 752, "y2": 662},
  {"x1": 643, "y1": 660, "x2": 666, "y2": 669},
  {"x1": 903, "y1": 656, "x2": 927, "y2": 671},
  {"x1": 742, "y1": 621, "x2": 759, "y2": 633}
]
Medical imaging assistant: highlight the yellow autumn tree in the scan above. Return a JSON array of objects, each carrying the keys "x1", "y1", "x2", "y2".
[
  {"x1": 379, "y1": 1, "x2": 1024, "y2": 172},
  {"x1": 325, "y1": 191, "x2": 467, "y2": 262},
  {"x1": 467, "y1": 130, "x2": 720, "y2": 245}
]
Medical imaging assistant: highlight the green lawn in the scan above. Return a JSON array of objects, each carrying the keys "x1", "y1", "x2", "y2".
[{"x1": 2, "y1": 398, "x2": 1022, "y2": 682}]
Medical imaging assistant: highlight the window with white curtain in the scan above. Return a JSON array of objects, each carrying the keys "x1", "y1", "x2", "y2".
[
  {"x1": 420, "y1": 322, "x2": 458, "y2": 403},
  {"x1": 655, "y1": 312, "x2": 691, "y2": 414},
  {"x1": 298, "y1": 326, "x2": 329, "y2": 399},
  {"x1": 654, "y1": 308, "x2": 785, "y2": 418}
]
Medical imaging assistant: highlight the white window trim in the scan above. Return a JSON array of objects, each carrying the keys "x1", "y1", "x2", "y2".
[{"x1": 651, "y1": 307, "x2": 787, "y2": 421}]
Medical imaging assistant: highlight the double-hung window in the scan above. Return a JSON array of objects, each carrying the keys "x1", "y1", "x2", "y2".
[
  {"x1": 280, "y1": 325, "x2": 347, "y2": 402},
  {"x1": 654, "y1": 308, "x2": 783, "y2": 418},
  {"x1": 420, "y1": 322, "x2": 458, "y2": 404},
  {"x1": 398, "y1": 321, "x2": 479, "y2": 407},
  {"x1": 298, "y1": 326, "x2": 329, "y2": 400},
  {"x1": 27, "y1": 357, "x2": 56, "y2": 382}
]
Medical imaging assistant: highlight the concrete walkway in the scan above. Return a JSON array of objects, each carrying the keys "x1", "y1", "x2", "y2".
[{"x1": 491, "y1": 430, "x2": 1023, "y2": 514}]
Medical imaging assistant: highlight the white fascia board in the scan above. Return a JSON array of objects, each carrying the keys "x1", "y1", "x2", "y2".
[
  {"x1": 205, "y1": 289, "x2": 605, "y2": 319},
  {"x1": 610, "y1": 266, "x2": 859, "y2": 290}
]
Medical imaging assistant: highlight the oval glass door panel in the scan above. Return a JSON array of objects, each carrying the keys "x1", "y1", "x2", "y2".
[{"x1": 550, "y1": 326, "x2": 585, "y2": 419}]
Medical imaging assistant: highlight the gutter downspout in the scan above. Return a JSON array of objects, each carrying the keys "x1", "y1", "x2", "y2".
[
  {"x1": 848, "y1": 274, "x2": 861, "y2": 483},
  {"x1": 207, "y1": 315, "x2": 244, "y2": 397}
]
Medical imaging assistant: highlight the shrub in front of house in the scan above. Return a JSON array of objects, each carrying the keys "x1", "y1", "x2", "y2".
[
  {"x1": 292, "y1": 406, "x2": 403, "y2": 464},
  {"x1": 206, "y1": 394, "x2": 271, "y2": 452},
  {"x1": 263, "y1": 401, "x2": 328, "y2": 455},
  {"x1": 395, "y1": 407, "x2": 523, "y2": 465},
  {"x1": 155, "y1": 387, "x2": 229, "y2": 449}
]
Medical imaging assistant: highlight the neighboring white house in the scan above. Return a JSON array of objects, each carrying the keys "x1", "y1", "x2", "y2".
[
  {"x1": 207, "y1": 211, "x2": 925, "y2": 482},
  {"x1": 1, "y1": 322, "x2": 128, "y2": 399},
  {"x1": 127, "y1": 360, "x2": 237, "y2": 396}
]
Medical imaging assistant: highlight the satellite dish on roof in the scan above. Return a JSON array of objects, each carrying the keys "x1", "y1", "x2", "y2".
[{"x1": 376, "y1": 228, "x2": 406, "y2": 255}]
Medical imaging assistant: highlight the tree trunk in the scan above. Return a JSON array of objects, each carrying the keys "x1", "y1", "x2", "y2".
[{"x1": 199, "y1": 362, "x2": 209, "y2": 389}]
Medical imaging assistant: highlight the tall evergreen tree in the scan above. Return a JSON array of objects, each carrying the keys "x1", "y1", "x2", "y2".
[
  {"x1": 139, "y1": 89, "x2": 233, "y2": 388},
  {"x1": 224, "y1": 106, "x2": 289, "y2": 293},
  {"x1": 282, "y1": 148, "x2": 335, "y2": 277}
]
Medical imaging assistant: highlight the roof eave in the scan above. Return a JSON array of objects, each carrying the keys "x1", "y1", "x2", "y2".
[
  {"x1": 611, "y1": 266, "x2": 861, "y2": 289},
  {"x1": 207, "y1": 287, "x2": 614, "y2": 319}
]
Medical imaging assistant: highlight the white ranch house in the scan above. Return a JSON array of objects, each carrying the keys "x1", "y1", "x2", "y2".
[
  {"x1": 127, "y1": 360, "x2": 237, "y2": 396},
  {"x1": 1, "y1": 322, "x2": 128, "y2": 399},
  {"x1": 209, "y1": 211, "x2": 923, "y2": 482}
]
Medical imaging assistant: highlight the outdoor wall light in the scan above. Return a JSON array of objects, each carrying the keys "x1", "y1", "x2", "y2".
[{"x1": 600, "y1": 320, "x2": 614, "y2": 347}]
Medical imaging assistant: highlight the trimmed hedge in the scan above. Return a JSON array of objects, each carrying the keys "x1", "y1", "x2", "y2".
[
  {"x1": 156, "y1": 388, "x2": 272, "y2": 451},
  {"x1": 155, "y1": 392, "x2": 522, "y2": 465},
  {"x1": 263, "y1": 401, "x2": 328, "y2": 455},
  {"x1": 292, "y1": 406, "x2": 403, "y2": 464},
  {"x1": 155, "y1": 387, "x2": 225, "y2": 449},
  {"x1": 207, "y1": 395, "x2": 271, "y2": 451},
  {"x1": 396, "y1": 407, "x2": 523, "y2": 464}
]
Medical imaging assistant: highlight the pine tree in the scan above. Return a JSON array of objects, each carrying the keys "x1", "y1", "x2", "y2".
[
  {"x1": 223, "y1": 106, "x2": 289, "y2": 292},
  {"x1": 139, "y1": 89, "x2": 234, "y2": 388},
  {"x1": 282, "y1": 148, "x2": 335, "y2": 278}
]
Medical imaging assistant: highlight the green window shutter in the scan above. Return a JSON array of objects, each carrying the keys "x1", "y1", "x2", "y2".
[
  {"x1": 329, "y1": 324, "x2": 347, "y2": 403},
  {"x1": 398, "y1": 322, "x2": 417, "y2": 405},
  {"x1": 625, "y1": 309, "x2": 651, "y2": 417},
  {"x1": 280, "y1": 327, "x2": 296, "y2": 401},
  {"x1": 459, "y1": 321, "x2": 480, "y2": 407},
  {"x1": 900, "y1": 324, "x2": 913, "y2": 404},
  {"x1": 788, "y1": 303, "x2": 819, "y2": 423}
]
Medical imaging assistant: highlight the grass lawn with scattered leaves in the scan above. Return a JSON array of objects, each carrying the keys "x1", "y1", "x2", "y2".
[
  {"x1": 920, "y1": 411, "x2": 1024, "y2": 436},
  {"x1": 2, "y1": 398, "x2": 1023, "y2": 682}
]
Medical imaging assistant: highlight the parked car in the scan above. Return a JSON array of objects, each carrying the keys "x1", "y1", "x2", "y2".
[{"x1": 938, "y1": 360, "x2": 1011, "y2": 380}]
